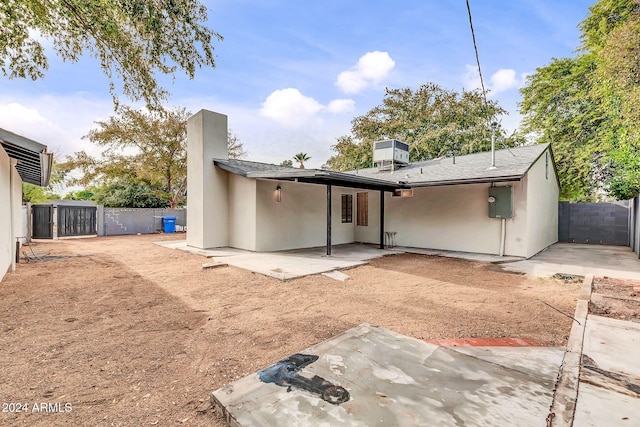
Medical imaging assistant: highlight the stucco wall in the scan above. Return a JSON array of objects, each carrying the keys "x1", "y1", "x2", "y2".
[
  {"x1": 228, "y1": 174, "x2": 257, "y2": 250},
  {"x1": 186, "y1": 110, "x2": 229, "y2": 249},
  {"x1": 0, "y1": 148, "x2": 22, "y2": 279},
  {"x1": 254, "y1": 180, "x2": 356, "y2": 252},
  {"x1": 0, "y1": 148, "x2": 11, "y2": 278},
  {"x1": 525, "y1": 149, "x2": 559, "y2": 257},
  {"x1": 384, "y1": 181, "x2": 528, "y2": 256}
]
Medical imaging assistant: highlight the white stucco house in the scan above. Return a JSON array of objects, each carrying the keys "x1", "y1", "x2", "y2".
[
  {"x1": 0, "y1": 128, "x2": 53, "y2": 280},
  {"x1": 187, "y1": 110, "x2": 559, "y2": 258}
]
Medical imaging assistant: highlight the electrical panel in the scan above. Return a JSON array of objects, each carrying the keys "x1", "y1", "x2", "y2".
[{"x1": 488, "y1": 186, "x2": 512, "y2": 218}]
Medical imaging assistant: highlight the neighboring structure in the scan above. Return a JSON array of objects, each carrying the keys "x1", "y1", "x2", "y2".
[
  {"x1": 187, "y1": 109, "x2": 559, "y2": 258},
  {"x1": 0, "y1": 128, "x2": 53, "y2": 279}
]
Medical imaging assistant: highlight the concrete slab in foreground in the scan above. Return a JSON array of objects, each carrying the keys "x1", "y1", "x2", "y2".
[
  {"x1": 213, "y1": 324, "x2": 563, "y2": 426},
  {"x1": 573, "y1": 315, "x2": 640, "y2": 427}
]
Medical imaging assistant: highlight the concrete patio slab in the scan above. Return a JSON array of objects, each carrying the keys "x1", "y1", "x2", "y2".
[
  {"x1": 154, "y1": 240, "x2": 249, "y2": 257},
  {"x1": 573, "y1": 383, "x2": 640, "y2": 427},
  {"x1": 572, "y1": 315, "x2": 640, "y2": 427},
  {"x1": 501, "y1": 243, "x2": 640, "y2": 279},
  {"x1": 155, "y1": 241, "x2": 403, "y2": 280},
  {"x1": 397, "y1": 246, "x2": 524, "y2": 263},
  {"x1": 213, "y1": 324, "x2": 562, "y2": 427}
]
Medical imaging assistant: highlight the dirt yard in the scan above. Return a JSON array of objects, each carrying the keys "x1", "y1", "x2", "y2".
[
  {"x1": 591, "y1": 276, "x2": 640, "y2": 322},
  {"x1": 0, "y1": 234, "x2": 580, "y2": 426}
]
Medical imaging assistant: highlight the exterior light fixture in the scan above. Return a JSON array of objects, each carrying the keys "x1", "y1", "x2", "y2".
[{"x1": 276, "y1": 185, "x2": 282, "y2": 202}]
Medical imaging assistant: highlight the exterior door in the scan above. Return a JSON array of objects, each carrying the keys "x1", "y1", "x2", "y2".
[{"x1": 32, "y1": 204, "x2": 54, "y2": 239}]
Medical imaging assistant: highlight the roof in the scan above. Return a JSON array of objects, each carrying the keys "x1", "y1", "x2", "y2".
[
  {"x1": 0, "y1": 128, "x2": 53, "y2": 186},
  {"x1": 347, "y1": 143, "x2": 553, "y2": 187},
  {"x1": 214, "y1": 144, "x2": 555, "y2": 191},
  {"x1": 214, "y1": 159, "x2": 400, "y2": 192}
]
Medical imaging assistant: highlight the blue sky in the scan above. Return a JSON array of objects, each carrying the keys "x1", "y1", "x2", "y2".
[{"x1": 0, "y1": 0, "x2": 594, "y2": 169}]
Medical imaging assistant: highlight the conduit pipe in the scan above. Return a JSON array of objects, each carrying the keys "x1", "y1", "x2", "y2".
[{"x1": 499, "y1": 218, "x2": 506, "y2": 257}]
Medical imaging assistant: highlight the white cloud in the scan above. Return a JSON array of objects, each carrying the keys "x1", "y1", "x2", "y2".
[
  {"x1": 327, "y1": 99, "x2": 355, "y2": 114},
  {"x1": 259, "y1": 88, "x2": 323, "y2": 128},
  {"x1": 336, "y1": 51, "x2": 395, "y2": 94},
  {"x1": 490, "y1": 69, "x2": 519, "y2": 94},
  {"x1": 462, "y1": 64, "x2": 482, "y2": 91},
  {"x1": 0, "y1": 94, "x2": 113, "y2": 159},
  {"x1": 462, "y1": 66, "x2": 523, "y2": 97}
]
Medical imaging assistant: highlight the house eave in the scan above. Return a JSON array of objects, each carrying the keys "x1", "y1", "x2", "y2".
[
  {"x1": 0, "y1": 128, "x2": 53, "y2": 186},
  {"x1": 406, "y1": 175, "x2": 524, "y2": 188}
]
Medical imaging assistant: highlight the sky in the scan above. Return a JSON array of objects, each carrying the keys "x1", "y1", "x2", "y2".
[{"x1": 0, "y1": 0, "x2": 595, "y2": 169}]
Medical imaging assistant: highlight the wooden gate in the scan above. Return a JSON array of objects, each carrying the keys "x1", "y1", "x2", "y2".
[
  {"x1": 32, "y1": 204, "x2": 53, "y2": 239},
  {"x1": 57, "y1": 205, "x2": 97, "y2": 237}
]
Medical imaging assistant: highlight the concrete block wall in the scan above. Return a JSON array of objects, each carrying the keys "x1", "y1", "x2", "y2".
[
  {"x1": 558, "y1": 201, "x2": 629, "y2": 245},
  {"x1": 98, "y1": 208, "x2": 186, "y2": 236}
]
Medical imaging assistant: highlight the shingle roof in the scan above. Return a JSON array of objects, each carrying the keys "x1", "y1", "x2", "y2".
[
  {"x1": 346, "y1": 144, "x2": 551, "y2": 187},
  {"x1": 213, "y1": 144, "x2": 554, "y2": 189}
]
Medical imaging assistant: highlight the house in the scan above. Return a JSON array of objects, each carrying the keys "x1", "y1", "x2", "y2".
[
  {"x1": 187, "y1": 109, "x2": 559, "y2": 258},
  {"x1": 0, "y1": 128, "x2": 53, "y2": 279}
]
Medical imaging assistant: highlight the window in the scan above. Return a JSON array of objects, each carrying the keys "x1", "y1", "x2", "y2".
[
  {"x1": 356, "y1": 192, "x2": 368, "y2": 226},
  {"x1": 341, "y1": 194, "x2": 353, "y2": 223}
]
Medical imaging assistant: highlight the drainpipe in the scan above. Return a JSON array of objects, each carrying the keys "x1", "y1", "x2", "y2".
[{"x1": 499, "y1": 218, "x2": 506, "y2": 257}]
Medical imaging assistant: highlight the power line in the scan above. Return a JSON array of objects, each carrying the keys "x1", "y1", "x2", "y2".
[{"x1": 465, "y1": 0, "x2": 489, "y2": 109}]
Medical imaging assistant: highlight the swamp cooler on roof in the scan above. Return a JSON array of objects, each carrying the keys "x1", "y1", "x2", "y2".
[{"x1": 373, "y1": 139, "x2": 409, "y2": 170}]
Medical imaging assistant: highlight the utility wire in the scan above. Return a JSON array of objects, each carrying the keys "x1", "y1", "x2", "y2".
[{"x1": 465, "y1": 0, "x2": 489, "y2": 110}]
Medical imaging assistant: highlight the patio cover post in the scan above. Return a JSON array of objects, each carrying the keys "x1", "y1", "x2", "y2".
[
  {"x1": 327, "y1": 184, "x2": 332, "y2": 256},
  {"x1": 380, "y1": 190, "x2": 384, "y2": 249}
]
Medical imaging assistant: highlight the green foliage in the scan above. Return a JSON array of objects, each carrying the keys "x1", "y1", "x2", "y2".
[
  {"x1": 64, "y1": 189, "x2": 95, "y2": 201},
  {"x1": 64, "y1": 106, "x2": 189, "y2": 208},
  {"x1": 64, "y1": 106, "x2": 245, "y2": 207},
  {"x1": 22, "y1": 183, "x2": 60, "y2": 204},
  {"x1": 519, "y1": 0, "x2": 640, "y2": 200},
  {"x1": 327, "y1": 84, "x2": 512, "y2": 171},
  {"x1": 0, "y1": 0, "x2": 222, "y2": 108},
  {"x1": 91, "y1": 181, "x2": 168, "y2": 208},
  {"x1": 519, "y1": 55, "x2": 602, "y2": 201},
  {"x1": 293, "y1": 152, "x2": 310, "y2": 168},
  {"x1": 279, "y1": 159, "x2": 293, "y2": 167}
]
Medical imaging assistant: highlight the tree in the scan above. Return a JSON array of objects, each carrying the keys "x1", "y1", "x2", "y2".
[
  {"x1": 279, "y1": 159, "x2": 293, "y2": 167},
  {"x1": 65, "y1": 106, "x2": 189, "y2": 208},
  {"x1": 91, "y1": 181, "x2": 168, "y2": 208},
  {"x1": 0, "y1": 0, "x2": 222, "y2": 108},
  {"x1": 519, "y1": 55, "x2": 603, "y2": 200},
  {"x1": 293, "y1": 152, "x2": 310, "y2": 169},
  {"x1": 519, "y1": 0, "x2": 640, "y2": 200},
  {"x1": 22, "y1": 159, "x2": 66, "y2": 203},
  {"x1": 228, "y1": 131, "x2": 248, "y2": 159},
  {"x1": 64, "y1": 107, "x2": 246, "y2": 208},
  {"x1": 22, "y1": 184, "x2": 61, "y2": 204},
  {"x1": 327, "y1": 84, "x2": 512, "y2": 171}
]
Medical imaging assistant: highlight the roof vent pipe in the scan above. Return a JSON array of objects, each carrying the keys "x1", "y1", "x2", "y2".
[{"x1": 489, "y1": 121, "x2": 498, "y2": 170}]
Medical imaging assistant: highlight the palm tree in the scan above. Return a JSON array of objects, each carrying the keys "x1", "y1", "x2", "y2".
[{"x1": 293, "y1": 152, "x2": 310, "y2": 169}]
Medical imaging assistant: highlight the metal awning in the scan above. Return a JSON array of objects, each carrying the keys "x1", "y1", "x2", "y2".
[{"x1": 0, "y1": 128, "x2": 53, "y2": 186}]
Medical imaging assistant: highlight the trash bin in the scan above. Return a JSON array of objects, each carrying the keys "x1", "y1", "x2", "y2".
[{"x1": 162, "y1": 216, "x2": 177, "y2": 233}]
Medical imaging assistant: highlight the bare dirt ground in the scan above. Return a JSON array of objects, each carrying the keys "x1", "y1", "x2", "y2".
[
  {"x1": 590, "y1": 276, "x2": 640, "y2": 322},
  {"x1": 0, "y1": 234, "x2": 579, "y2": 426}
]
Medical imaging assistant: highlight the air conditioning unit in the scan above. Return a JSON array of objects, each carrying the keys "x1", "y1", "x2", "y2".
[{"x1": 373, "y1": 139, "x2": 409, "y2": 171}]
